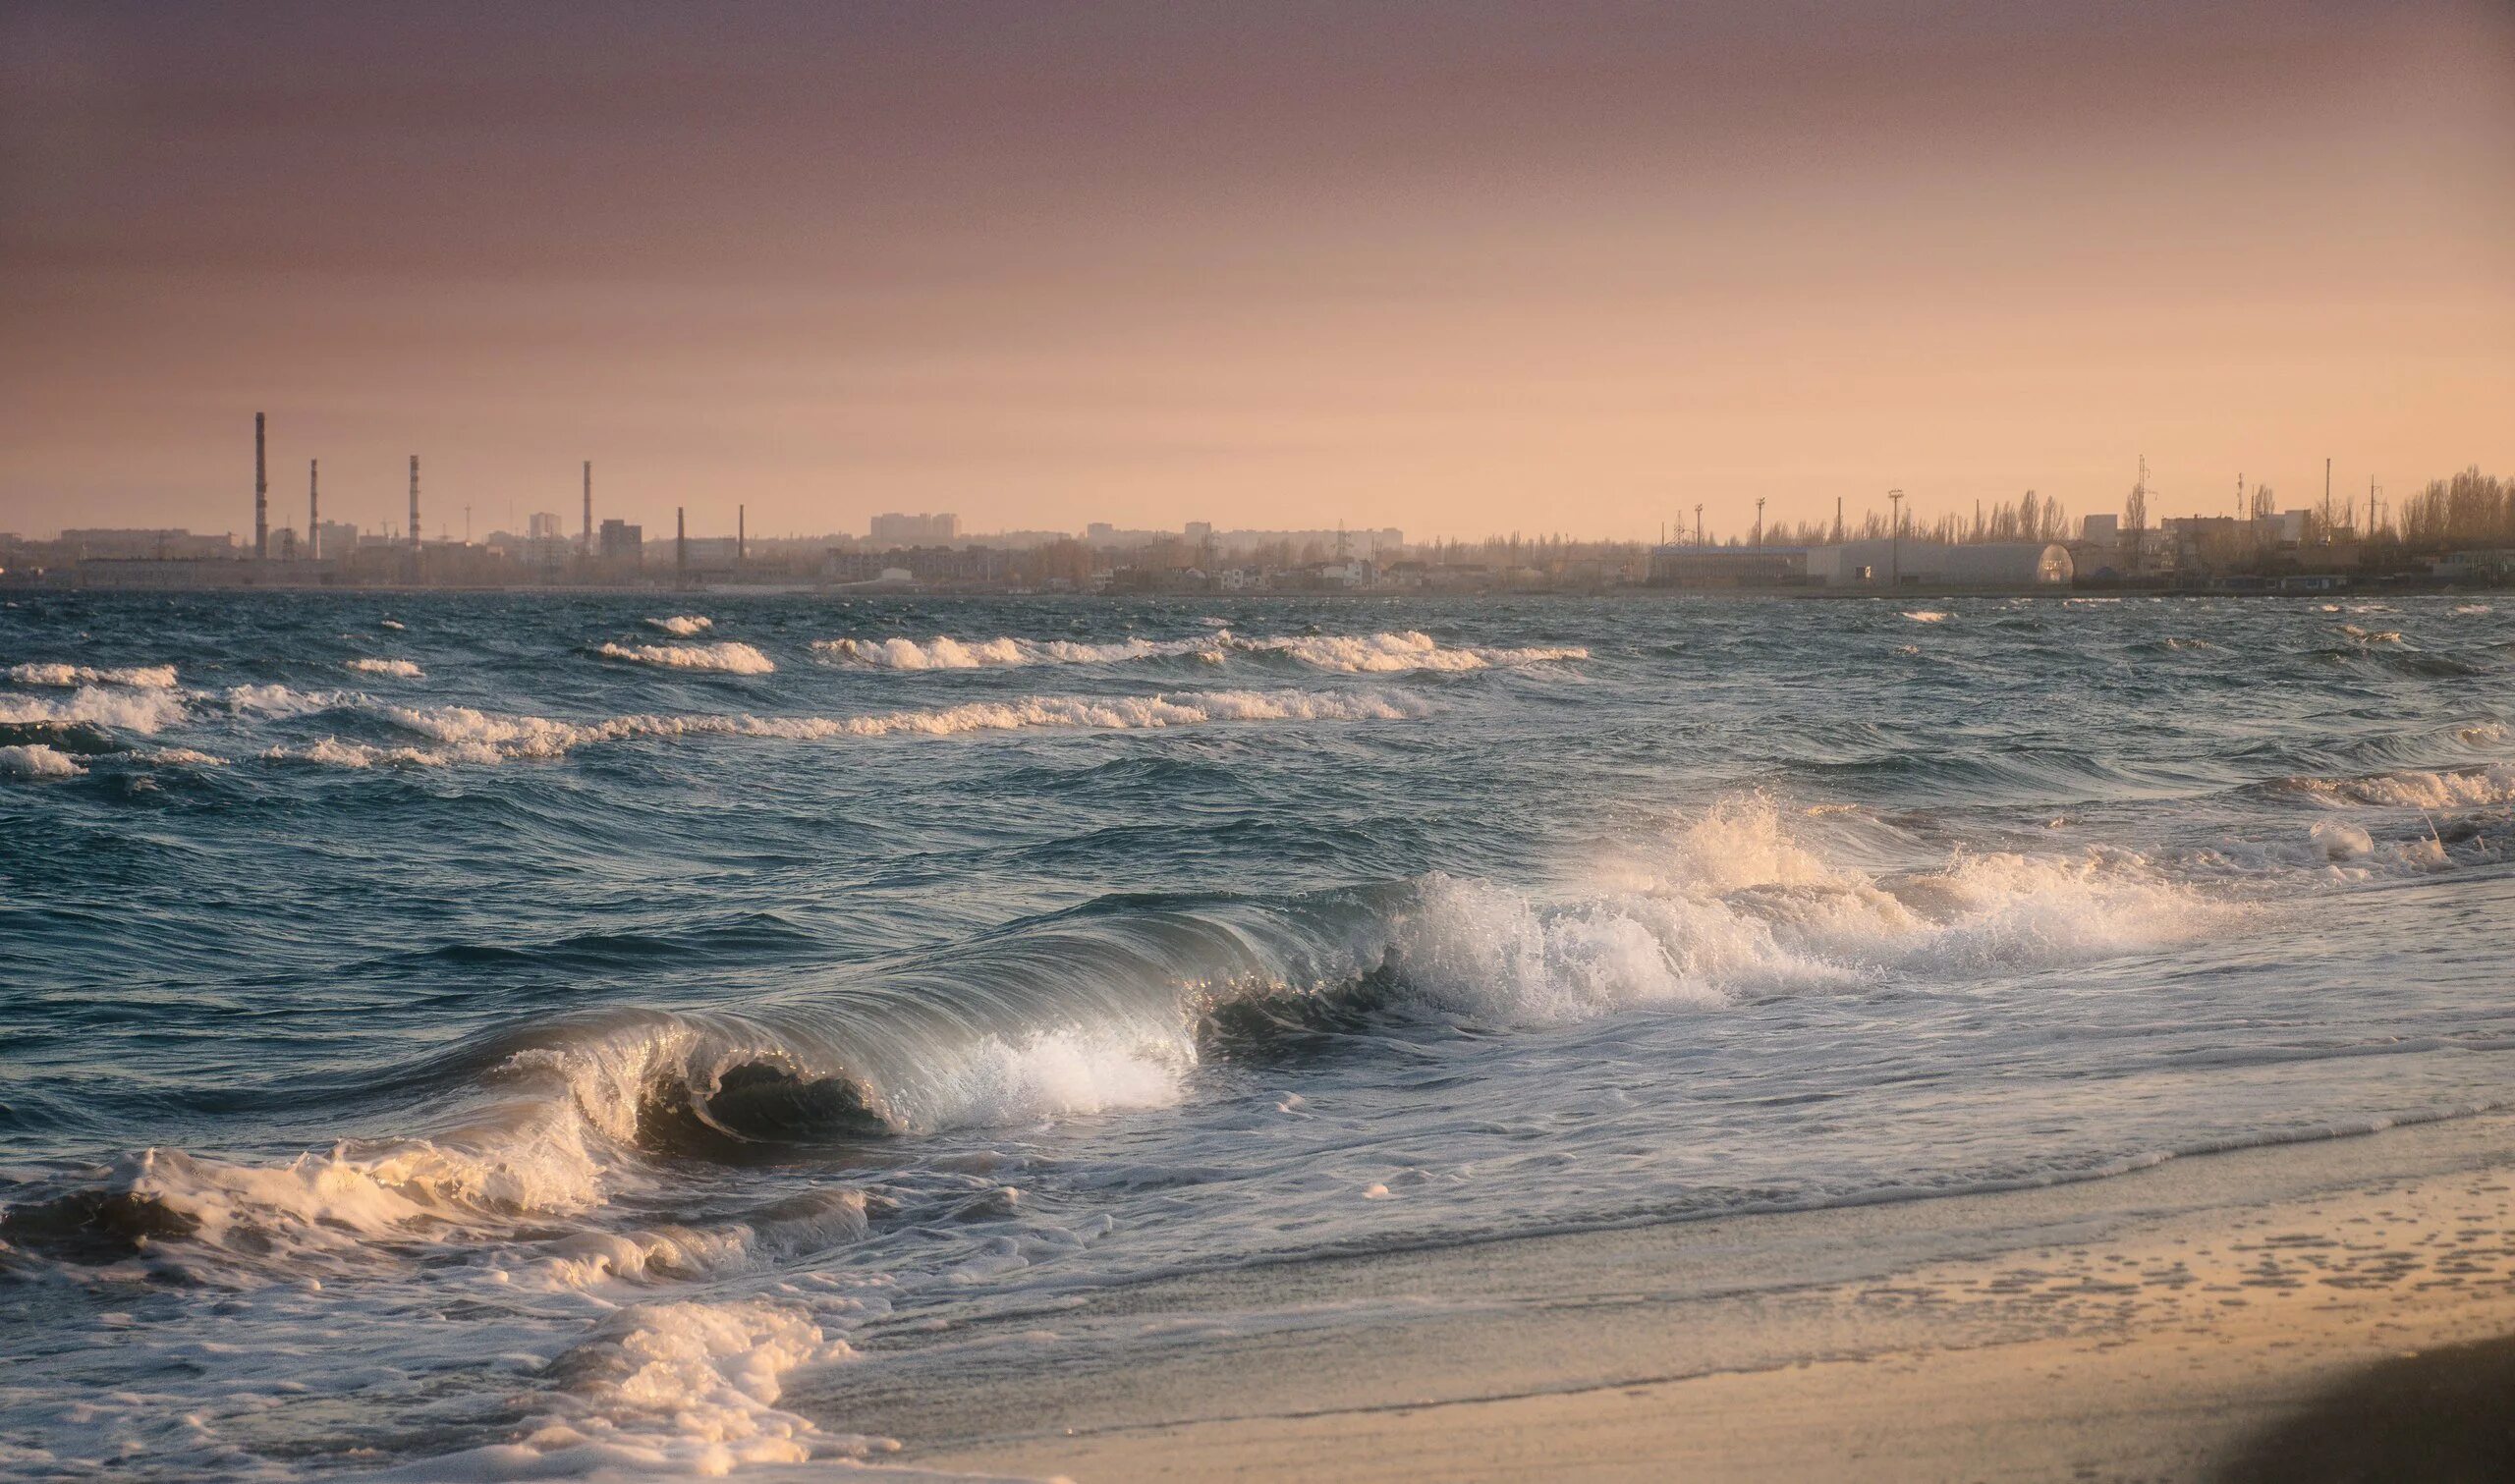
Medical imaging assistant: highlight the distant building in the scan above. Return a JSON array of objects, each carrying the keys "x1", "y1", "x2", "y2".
[
  {"x1": 869, "y1": 512, "x2": 959, "y2": 546},
  {"x1": 60, "y1": 528, "x2": 239, "y2": 561},
  {"x1": 1649, "y1": 546, "x2": 1810, "y2": 587},
  {"x1": 527, "y1": 512, "x2": 562, "y2": 540},
  {"x1": 1807, "y1": 540, "x2": 2072, "y2": 587},
  {"x1": 312, "y1": 521, "x2": 362, "y2": 561},
  {"x1": 598, "y1": 519, "x2": 643, "y2": 563}
]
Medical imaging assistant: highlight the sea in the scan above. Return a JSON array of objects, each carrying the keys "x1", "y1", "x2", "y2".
[{"x1": 1, "y1": 590, "x2": 2510, "y2": 1478}]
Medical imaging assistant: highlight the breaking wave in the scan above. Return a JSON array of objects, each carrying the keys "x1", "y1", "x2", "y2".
[
  {"x1": 815, "y1": 629, "x2": 1585, "y2": 674},
  {"x1": 263, "y1": 687, "x2": 1431, "y2": 767},
  {"x1": 643, "y1": 615, "x2": 714, "y2": 636},
  {"x1": 10, "y1": 799, "x2": 2235, "y2": 1239},
  {"x1": 346, "y1": 657, "x2": 424, "y2": 679},
  {"x1": 0, "y1": 685, "x2": 188, "y2": 735},
  {"x1": 592, "y1": 640, "x2": 776, "y2": 675},
  {"x1": 5, "y1": 662, "x2": 178, "y2": 688},
  {"x1": 2274, "y1": 763, "x2": 2515, "y2": 811},
  {"x1": 813, "y1": 634, "x2": 1224, "y2": 670},
  {"x1": 0, "y1": 742, "x2": 84, "y2": 779}
]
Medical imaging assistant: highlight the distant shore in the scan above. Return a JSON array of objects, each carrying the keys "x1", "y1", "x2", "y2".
[
  {"x1": 3, "y1": 578, "x2": 2506, "y2": 602},
  {"x1": 804, "y1": 1112, "x2": 2515, "y2": 1482}
]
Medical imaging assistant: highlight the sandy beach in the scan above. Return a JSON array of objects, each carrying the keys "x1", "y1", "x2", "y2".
[{"x1": 808, "y1": 1113, "x2": 2515, "y2": 1481}]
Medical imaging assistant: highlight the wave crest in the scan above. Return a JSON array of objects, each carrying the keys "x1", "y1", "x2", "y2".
[
  {"x1": 0, "y1": 742, "x2": 85, "y2": 779},
  {"x1": 0, "y1": 685, "x2": 188, "y2": 735},
  {"x1": 815, "y1": 629, "x2": 1586, "y2": 674},
  {"x1": 593, "y1": 640, "x2": 776, "y2": 675},
  {"x1": 6, "y1": 662, "x2": 178, "y2": 688}
]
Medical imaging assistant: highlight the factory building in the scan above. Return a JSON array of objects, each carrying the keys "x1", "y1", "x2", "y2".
[{"x1": 1806, "y1": 540, "x2": 2072, "y2": 587}]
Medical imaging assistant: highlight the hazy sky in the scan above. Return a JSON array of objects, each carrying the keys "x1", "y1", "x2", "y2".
[{"x1": 4, "y1": 0, "x2": 2510, "y2": 542}]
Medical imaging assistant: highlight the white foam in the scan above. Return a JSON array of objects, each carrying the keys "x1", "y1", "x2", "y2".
[
  {"x1": 2309, "y1": 818, "x2": 2375, "y2": 860},
  {"x1": 813, "y1": 633, "x2": 1223, "y2": 670},
  {"x1": 139, "y1": 746, "x2": 228, "y2": 767},
  {"x1": 2286, "y1": 764, "x2": 2515, "y2": 810},
  {"x1": 536, "y1": 1191, "x2": 871, "y2": 1290},
  {"x1": 888, "y1": 1027, "x2": 1191, "y2": 1133},
  {"x1": 1902, "y1": 610, "x2": 1950, "y2": 624},
  {"x1": 79, "y1": 1121, "x2": 614, "y2": 1278},
  {"x1": 2454, "y1": 604, "x2": 2492, "y2": 615},
  {"x1": 1235, "y1": 631, "x2": 1588, "y2": 673},
  {"x1": 5, "y1": 662, "x2": 178, "y2": 688},
  {"x1": 0, "y1": 685, "x2": 188, "y2": 735},
  {"x1": 380, "y1": 619, "x2": 407, "y2": 630},
  {"x1": 389, "y1": 1300, "x2": 887, "y2": 1480},
  {"x1": 1383, "y1": 799, "x2": 2230, "y2": 1026},
  {"x1": 2339, "y1": 624, "x2": 2403, "y2": 644},
  {"x1": 593, "y1": 640, "x2": 776, "y2": 675},
  {"x1": 347, "y1": 658, "x2": 424, "y2": 679},
  {"x1": 0, "y1": 742, "x2": 84, "y2": 779},
  {"x1": 227, "y1": 683, "x2": 347, "y2": 715},
  {"x1": 271, "y1": 688, "x2": 1428, "y2": 767},
  {"x1": 814, "y1": 630, "x2": 1584, "y2": 674},
  {"x1": 643, "y1": 615, "x2": 714, "y2": 636}
]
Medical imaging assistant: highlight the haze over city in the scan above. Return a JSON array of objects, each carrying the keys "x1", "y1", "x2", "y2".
[{"x1": 4, "y1": 0, "x2": 2511, "y2": 543}]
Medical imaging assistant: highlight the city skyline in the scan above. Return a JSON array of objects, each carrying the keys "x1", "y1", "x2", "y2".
[{"x1": 5, "y1": 0, "x2": 2511, "y2": 540}]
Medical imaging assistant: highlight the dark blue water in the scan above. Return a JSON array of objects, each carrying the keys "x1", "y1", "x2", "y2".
[{"x1": 1, "y1": 591, "x2": 2510, "y2": 1477}]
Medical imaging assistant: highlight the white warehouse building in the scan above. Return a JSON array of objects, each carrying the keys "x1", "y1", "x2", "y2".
[{"x1": 1806, "y1": 540, "x2": 2073, "y2": 588}]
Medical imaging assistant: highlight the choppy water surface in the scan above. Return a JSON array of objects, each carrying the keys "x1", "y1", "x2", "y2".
[{"x1": 2, "y1": 591, "x2": 2511, "y2": 1477}]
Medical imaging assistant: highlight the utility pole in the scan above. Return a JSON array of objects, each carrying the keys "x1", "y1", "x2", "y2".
[{"x1": 1887, "y1": 489, "x2": 1904, "y2": 587}]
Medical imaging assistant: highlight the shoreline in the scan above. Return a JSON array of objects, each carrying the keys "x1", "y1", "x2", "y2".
[
  {"x1": 805, "y1": 1111, "x2": 2515, "y2": 1481},
  {"x1": 5, "y1": 580, "x2": 2505, "y2": 601}
]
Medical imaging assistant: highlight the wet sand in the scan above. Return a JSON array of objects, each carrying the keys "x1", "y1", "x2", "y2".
[{"x1": 797, "y1": 1113, "x2": 2515, "y2": 1481}]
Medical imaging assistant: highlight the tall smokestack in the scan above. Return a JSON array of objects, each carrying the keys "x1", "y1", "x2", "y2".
[
  {"x1": 737, "y1": 505, "x2": 745, "y2": 568},
  {"x1": 676, "y1": 506, "x2": 687, "y2": 583},
  {"x1": 254, "y1": 412, "x2": 268, "y2": 559},
  {"x1": 582, "y1": 461, "x2": 592, "y2": 557},
  {"x1": 308, "y1": 460, "x2": 320, "y2": 561},
  {"x1": 409, "y1": 456, "x2": 421, "y2": 552}
]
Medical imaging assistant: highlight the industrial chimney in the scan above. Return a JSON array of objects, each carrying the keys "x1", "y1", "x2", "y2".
[
  {"x1": 582, "y1": 461, "x2": 592, "y2": 558},
  {"x1": 308, "y1": 460, "x2": 320, "y2": 561},
  {"x1": 409, "y1": 456, "x2": 421, "y2": 553},
  {"x1": 676, "y1": 506, "x2": 687, "y2": 584},
  {"x1": 254, "y1": 412, "x2": 269, "y2": 559}
]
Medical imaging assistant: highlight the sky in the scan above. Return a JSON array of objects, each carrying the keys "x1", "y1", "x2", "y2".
[{"x1": 2, "y1": 0, "x2": 2510, "y2": 543}]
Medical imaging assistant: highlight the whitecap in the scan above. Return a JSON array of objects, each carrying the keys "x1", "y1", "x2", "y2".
[
  {"x1": 0, "y1": 742, "x2": 85, "y2": 779},
  {"x1": 6, "y1": 662, "x2": 178, "y2": 688},
  {"x1": 593, "y1": 641, "x2": 775, "y2": 675}
]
